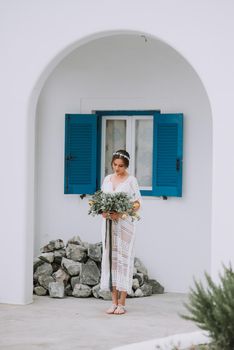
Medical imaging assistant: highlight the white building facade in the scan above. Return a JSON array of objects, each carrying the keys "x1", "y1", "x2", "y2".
[{"x1": 0, "y1": 0, "x2": 233, "y2": 304}]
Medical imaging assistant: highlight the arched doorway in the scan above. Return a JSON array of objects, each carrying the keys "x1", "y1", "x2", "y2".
[{"x1": 28, "y1": 31, "x2": 212, "y2": 302}]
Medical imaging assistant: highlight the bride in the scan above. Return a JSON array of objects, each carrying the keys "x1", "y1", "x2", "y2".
[{"x1": 100, "y1": 150, "x2": 141, "y2": 315}]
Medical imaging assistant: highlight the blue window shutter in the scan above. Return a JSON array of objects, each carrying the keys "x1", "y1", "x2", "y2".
[
  {"x1": 153, "y1": 113, "x2": 183, "y2": 197},
  {"x1": 64, "y1": 114, "x2": 97, "y2": 194}
]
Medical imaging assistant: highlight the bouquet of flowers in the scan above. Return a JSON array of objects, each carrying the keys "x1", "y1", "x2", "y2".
[{"x1": 88, "y1": 190, "x2": 140, "y2": 222}]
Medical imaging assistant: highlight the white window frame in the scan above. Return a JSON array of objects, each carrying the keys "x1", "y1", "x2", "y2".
[{"x1": 101, "y1": 115, "x2": 153, "y2": 191}]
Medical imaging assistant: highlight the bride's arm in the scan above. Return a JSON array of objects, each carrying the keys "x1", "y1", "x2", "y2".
[{"x1": 130, "y1": 177, "x2": 142, "y2": 209}]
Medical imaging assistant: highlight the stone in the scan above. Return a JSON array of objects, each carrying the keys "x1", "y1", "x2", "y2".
[
  {"x1": 91, "y1": 284, "x2": 112, "y2": 300},
  {"x1": 143, "y1": 274, "x2": 149, "y2": 283},
  {"x1": 132, "y1": 278, "x2": 140, "y2": 290},
  {"x1": 127, "y1": 289, "x2": 135, "y2": 298},
  {"x1": 147, "y1": 279, "x2": 164, "y2": 294},
  {"x1": 96, "y1": 242, "x2": 103, "y2": 255},
  {"x1": 140, "y1": 283, "x2": 153, "y2": 296},
  {"x1": 53, "y1": 249, "x2": 66, "y2": 264},
  {"x1": 67, "y1": 235, "x2": 83, "y2": 246},
  {"x1": 34, "y1": 286, "x2": 47, "y2": 296},
  {"x1": 92, "y1": 284, "x2": 100, "y2": 298},
  {"x1": 51, "y1": 262, "x2": 61, "y2": 273},
  {"x1": 134, "y1": 288, "x2": 144, "y2": 297},
  {"x1": 39, "y1": 252, "x2": 54, "y2": 263},
  {"x1": 87, "y1": 243, "x2": 102, "y2": 262},
  {"x1": 61, "y1": 257, "x2": 81, "y2": 276},
  {"x1": 133, "y1": 272, "x2": 144, "y2": 286},
  {"x1": 48, "y1": 281, "x2": 65, "y2": 298},
  {"x1": 72, "y1": 284, "x2": 92, "y2": 298},
  {"x1": 52, "y1": 267, "x2": 70, "y2": 285},
  {"x1": 40, "y1": 239, "x2": 65, "y2": 253},
  {"x1": 134, "y1": 257, "x2": 148, "y2": 275},
  {"x1": 33, "y1": 262, "x2": 53, "y2": 281},
  {"x1": 38, "y1": 275, "x2": 55, "y2": 290},
  {"x1": 66, "y1": 243, "x2": 87, "y2": 262},
  {"x1": 81, "y1": 241, "x2": 89, "y2": 250},
  {"x1": 95, "y1": 261, "x2": 102, "y2": 271},
  {"x1": 65, "y1": 284, "x2": 73, "y2": 296},
  {"x1": 33, "y1": 257, "x2": 44, "y2": 272},
  {"x1": 80, "y1": 259, "x2": 100, "y2": 286},
  {"x1": 71, "y1": 276, "x2": 80, "y2": 289},
  {"x1": 98, "y1": 289, "x2": 112, "y2": 300}
]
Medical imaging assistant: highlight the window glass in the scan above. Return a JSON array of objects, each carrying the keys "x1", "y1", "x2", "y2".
[
  {"x1": 105, "y1": 120, "x2": 126, "y2": 176},
  {"x1": 135, "y1": 119, "x2": 153, "y2": 188}
]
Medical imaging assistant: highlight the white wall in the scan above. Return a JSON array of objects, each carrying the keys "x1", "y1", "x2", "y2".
[
  {"x1": 1, "y1": 0, "x2": 234, "y2": 304},
  {"x1": 36, "y1": 35, "x2": 212, "y2": 292}
]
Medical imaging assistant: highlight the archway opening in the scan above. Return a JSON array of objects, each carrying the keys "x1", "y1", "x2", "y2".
[{"x1": 30, "y1": 32, "x2": 212, "y2": 297}]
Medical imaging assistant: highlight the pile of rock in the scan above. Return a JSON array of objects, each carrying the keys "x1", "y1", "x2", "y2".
[{"x1": 33, "y1": 236, "x2": 164, "y2": 299}]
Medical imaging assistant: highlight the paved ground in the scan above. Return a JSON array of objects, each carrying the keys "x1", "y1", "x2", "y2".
[{"x1": 0, "y1": 293, "x2": 198, "y2": 350}]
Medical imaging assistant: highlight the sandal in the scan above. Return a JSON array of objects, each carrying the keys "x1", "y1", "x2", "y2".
[
  {"x1": 114, "y1": 304, "x2": 126, "y2": 315},
  {"x1": 106, "y1": 304, "x2": 118, "y2": 314}
]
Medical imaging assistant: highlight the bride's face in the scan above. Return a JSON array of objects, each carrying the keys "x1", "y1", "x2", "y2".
[{"x1": 112, "y1": 158, "x2": 127, "y2": 176}]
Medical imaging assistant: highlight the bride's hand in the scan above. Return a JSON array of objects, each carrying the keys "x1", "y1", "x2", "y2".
[
  {"x1": 102, "y1": 212, "x2": 121, "y2": 220},
  {"x1": 110, "y1": 212, "x2": 120, "y2": 221},
  {"x1": 133, "y1": 201, "x2": 140, "y2": 211}
]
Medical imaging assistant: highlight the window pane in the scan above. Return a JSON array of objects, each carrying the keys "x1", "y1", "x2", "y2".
[
  {"x1": 105, "y1": 120, "x2": 126, "y2": 176},
  {"x1": 135, "y1": 119, "x2": 153, "y2": 187}
]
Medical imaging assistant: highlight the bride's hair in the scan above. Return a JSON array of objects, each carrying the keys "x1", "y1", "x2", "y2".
[{"x1": 111, "y1": 150, "x2": 130, "y2": 168}]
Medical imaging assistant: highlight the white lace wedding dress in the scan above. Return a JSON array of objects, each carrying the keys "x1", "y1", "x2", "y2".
[{"x1": 100, "y1": 174, "x2": 142, "y2": 294}]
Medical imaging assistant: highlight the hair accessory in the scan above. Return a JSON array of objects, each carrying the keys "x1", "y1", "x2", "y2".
[{"x1": 112, "y1": 152, "x2": 130, "y2": 161}]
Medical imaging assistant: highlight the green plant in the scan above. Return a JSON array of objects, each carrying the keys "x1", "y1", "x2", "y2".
[{"x1": 182, "y1": 264, "x2": 234, "y2": 350}]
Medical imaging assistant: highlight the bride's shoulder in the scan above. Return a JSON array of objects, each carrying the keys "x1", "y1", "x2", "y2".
[
  {"x1": 128, "y1": 175, "x2": 137, "y2": 182},
  {"x1": 103, "y1": 174, "x2": 112, "y2": 182},
  {"x1": 128, "y1": 175, "x2": 140, "y2": 187}
]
